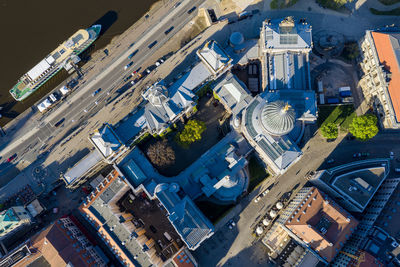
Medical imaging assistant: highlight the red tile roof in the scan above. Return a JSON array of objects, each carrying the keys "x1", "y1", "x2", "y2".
[
  {"x1": 284, "y1": 187, "x2": 359, "y2": 262},
  {"x1": 371, "y1": 32, "x2": 400, "y2": 122}
]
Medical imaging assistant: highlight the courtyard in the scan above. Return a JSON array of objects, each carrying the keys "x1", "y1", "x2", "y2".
[{"x1": 138, "y1": 95, "x2": 230, "y2": 177}]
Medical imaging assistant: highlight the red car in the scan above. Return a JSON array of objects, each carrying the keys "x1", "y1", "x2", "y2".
[{"x1": 7, "y1": 154, "x2": 16, "y2": 162}]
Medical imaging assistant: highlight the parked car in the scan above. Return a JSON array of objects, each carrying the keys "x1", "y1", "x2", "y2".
[
  {"x1": 361, "y1": 152, "x2": 370, "y2": 157},
  {"x1": 92, "y1": 88, "x2": 102, "y2": 96},
  {"x1": 254, "y1": 195, "x2": 262, "y2": 203},
  {"x1": 7, "y1": 154, "x2": 17, "y2": 162},
  {"x1": 327, "y1": 158, "x2": 335, "y2": 164},
  {"x1": 128, "y1": 42, "x2": 135, "y2": 48},
  {"x1": 123, "y1": 75, "x2": 132, "y2": 82},
  {"x1": 390, "y1": 151, "x2": 394, "y2": 160},
  {"x1": 353, "y1": 153, "x2": 361, "y2": 158},
  {"x1": 124, "y1": 61, "x2": 134, "y2": 70},
  {"x1": 226, "y1": 219, "x2": 236, "y2": 229},
  {"x1": 187, "y1": 6, "x2": 196, "y2": 14},
  {"x1": 174, "y1": 1, "x2": 181, "y2": 8},
  {"x1": 130, "y1": 80, "x2": 135, "y2": 85},
  {"x1": 261, "y1": 189, "x2": 270, "y2": 197}
]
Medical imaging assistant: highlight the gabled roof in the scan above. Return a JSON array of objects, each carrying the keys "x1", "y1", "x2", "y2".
[
  {"x1": 197, "y1": 40, "x2": 231, "y2": 73},
  {"x1": 371, "y1": 31, "x2": 400, "y2": 122},
  {"x1": 155, "y1": 184, "x2": 214, "y2": 250}
]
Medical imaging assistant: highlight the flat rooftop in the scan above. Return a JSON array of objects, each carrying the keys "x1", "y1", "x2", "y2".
[
  {"x1": 262, "y1": 17, "x2": 312, "y2": 50},
  {"x1": 119, "y1": 190, "x2": 184, "y2": 261},
  {"x1": 268, "y1": 52, "x2": 310, "y2": 90},
  {"x1": 332, "y1": 167, "x2": 385, "y2": 208}
]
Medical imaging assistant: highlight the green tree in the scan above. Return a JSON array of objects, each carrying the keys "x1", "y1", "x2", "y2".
[
  {"x1": 320, "y1": 122, "x2": 338, "y2": 139},
  {"x1": 349, "y1": 114, "x2": 379, "y2": 141},
  {"x1": 178, "y1": 119, "x2": 206, "y2": 145}
]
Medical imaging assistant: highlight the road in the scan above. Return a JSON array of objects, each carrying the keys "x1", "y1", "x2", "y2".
[
  {"x1": 192, "y1": 126, "x2": 400, "y2": 266},
  {"x1": 0, "y1": 0, "x2": 204, "y2": 182}
]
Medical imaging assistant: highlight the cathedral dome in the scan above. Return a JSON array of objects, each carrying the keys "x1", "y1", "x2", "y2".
[{"x1": 260, "y1": 101, "x2": 295, "y2": 136}]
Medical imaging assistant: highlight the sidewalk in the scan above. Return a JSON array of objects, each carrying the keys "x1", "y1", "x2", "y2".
[{"x1": 0, "y1": 0, "x2": 192, "y2": 158}]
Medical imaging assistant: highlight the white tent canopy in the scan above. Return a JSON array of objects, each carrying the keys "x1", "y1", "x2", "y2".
[
  {"x1": 43, "y1": 99, "x2": 52, "y2": 108},
  {"x1": 60, "y1": 85, "x2": 70, "y2": 95},
  {"x1": 37, "y1": 103, "x2": 47, "y2": 113}
]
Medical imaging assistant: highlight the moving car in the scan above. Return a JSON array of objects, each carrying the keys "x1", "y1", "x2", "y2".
[
  {"x1": 128, "y1": 49, "x2": 139, "y2": 59},
  {"x1": 124, "y1": 61, "x2": 134, "y2": 70},
  {"x1": 187, "y1": 6, "x2": 196, "y2": 14},
  {"x1": 92, "y1": 88, "x2": 102, "y2": 96},
  {"x1": 164, "y1": 26, "x2": 174, "y2": 35},
  {"x1": 148, "y1": 41, "x2": 158, "y2": 49}
]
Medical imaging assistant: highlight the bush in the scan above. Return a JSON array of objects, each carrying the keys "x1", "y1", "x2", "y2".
[
  {"x1": 320, "y1": 122, "x2": 338, "y2": 139},
  {"x1": 370, "y1": 7, "x2": 400, "y2": 15},
  {"x1": 178, "y1": 119, "x2": 206, "y2": 145},
  {"x1": 349, "y1": 114, "x2": 379, "y2": 141},
  {"x1": 146, "y1": 139, "x2": 175, "y2": 167}
]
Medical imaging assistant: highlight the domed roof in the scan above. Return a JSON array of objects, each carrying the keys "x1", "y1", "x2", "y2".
[
  {"x1": 261, "y1": 101, "x2": 296, "y2": 136},
  {"x1": 144, "y1": 84, "x2": 168, "y2": 107},
  {"x1": 230, "y1": 32, "x2": 244, "y2": 46}
]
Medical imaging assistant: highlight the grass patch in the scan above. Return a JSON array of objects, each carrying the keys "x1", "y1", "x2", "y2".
[
  {"x1": 195, "y1": 201, "x2": 234, "y2": 224},
  {"x1": 316, "y1": 0, "x2": 350, "y2": 10},
  {"x1": 318, "y1": 104, "x2": 357, "y2": 131},
  {"x1": 378, "y1": 0, "x2": 400, "y2": 5},
  {"x1": 370, "y1": 7, "x2": 400, "y2": 15},
  {"x1": 248, "y1": 156, "x2": 269, "y2": 192}
]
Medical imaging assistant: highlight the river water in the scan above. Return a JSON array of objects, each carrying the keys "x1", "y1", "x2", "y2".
[{"x1": 0, "y1": 0, "x2": 158, "y2": 126}]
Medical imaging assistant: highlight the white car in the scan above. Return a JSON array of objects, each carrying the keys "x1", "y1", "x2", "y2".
[
  {"x1": 390, "y1": 152, "x2": 394, "y2": 160},
  {"x1": 261, "y1": 189, "x2": 270, "y2": 197},
  {"x1": 254, "y1": 195, "x2": 262, "y2": 203},
  {"x1": 131, "y1": 80, "x2": 135, "y2": 85}
]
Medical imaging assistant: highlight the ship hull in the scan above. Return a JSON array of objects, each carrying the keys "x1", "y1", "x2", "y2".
[{"x1": 10, "y1": 24, "x2": 102, "y2": 101}]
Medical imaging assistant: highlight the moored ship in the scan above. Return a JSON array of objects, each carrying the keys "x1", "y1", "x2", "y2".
[{"x1": 10, "y1": 24, "x2": 101, "y2": 101}]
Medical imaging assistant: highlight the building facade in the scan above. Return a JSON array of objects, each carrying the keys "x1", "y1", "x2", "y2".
[
  {"x1": 0, "y1": 206, "x2": 31, "y2": 242},
  {"x1": 359, "y1": 28, "x2": 400, "y2": 129}
]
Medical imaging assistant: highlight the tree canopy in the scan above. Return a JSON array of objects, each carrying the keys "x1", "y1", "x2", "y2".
[
  {"x1": 178, "y1": 119, "x2": 206, "y2": 145},
  {"x1": 349, "y1": 114, "x2": 379, "y2": 141},
  {"x1": 320, "y1": 122, "x2": 338, "y2": 140},
  {"x1": 146, "y1": 140, "x2": 175, "y2": 167}
]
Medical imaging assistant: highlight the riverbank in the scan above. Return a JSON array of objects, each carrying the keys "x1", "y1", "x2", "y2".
[{"x1": 0, "y1": 0, "x2": 159, "y2": 127}]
